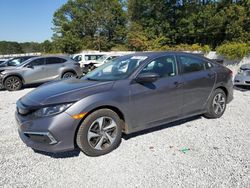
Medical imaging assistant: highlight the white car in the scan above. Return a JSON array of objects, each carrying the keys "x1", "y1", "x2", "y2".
[
  {"x1": 72, "y1": 52, "x2": 106, "y2": 68},
  {"x1": 94, "y1": 54, "x2": 122, "y2": 67}
]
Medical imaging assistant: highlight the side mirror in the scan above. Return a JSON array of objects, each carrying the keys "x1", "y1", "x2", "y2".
[
  {"x1": 135, "y1": 72, "x2": 159, "y2": 83},
  {"x1": 27, "y1": 64, "x2": 34, "y2": 69}
]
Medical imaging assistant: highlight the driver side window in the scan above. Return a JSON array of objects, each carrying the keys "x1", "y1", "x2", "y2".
[
  {"x1": 29, "y1": 58, "x2": 45, "y2": 67},
  {"x1": 141, "y1": 55, "x2": 177, "y2": 78}
]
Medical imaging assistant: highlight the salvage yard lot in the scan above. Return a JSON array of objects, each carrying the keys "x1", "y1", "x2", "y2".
[{"x1": 0, "y1": 87, "x2": 249, "y2": 187}]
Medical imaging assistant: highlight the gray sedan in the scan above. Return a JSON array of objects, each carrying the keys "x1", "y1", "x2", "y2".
[
  {"x1": 15, "y1": 52, "x2": 233, "y2": 156},
  {"x1": 234, "y1": 64, "x2": 250, "y2": 86}
]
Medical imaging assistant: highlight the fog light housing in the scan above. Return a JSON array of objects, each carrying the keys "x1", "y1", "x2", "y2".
[{"x1": 24, "y1": 132, "x2": 58, "y2": 145}]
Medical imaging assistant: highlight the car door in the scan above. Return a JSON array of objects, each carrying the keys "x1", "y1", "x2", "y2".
[
  {"x1": 44, "y1": 57, "x2": 66, "y2": 81},
  {"x1": 129, "y1": 55, "x2": 183, "y2": 130},
  {"x1": 177, "y1": 55, "x2": 216, "y2": 115},
  {"x1": 22, "y1": 58, "x2": 46, "y2": 84}
]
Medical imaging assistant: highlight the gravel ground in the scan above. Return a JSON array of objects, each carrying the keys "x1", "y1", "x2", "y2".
[{"x1": 0, "y1": 86, "x2": 249, "y2": 187}]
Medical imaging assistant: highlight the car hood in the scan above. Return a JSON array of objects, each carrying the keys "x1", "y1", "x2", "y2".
[
  {"x1": 0, "y1": 66, "x2": 19, "y2": 72},
  {"x1": 19, "y1": 78, "x2": 114, "y2": 107}
]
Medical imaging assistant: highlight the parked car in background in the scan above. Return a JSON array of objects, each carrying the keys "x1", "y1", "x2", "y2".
[
  {"x1": 0, "y1": 56, "x2": 36, "y2": 68},
  {"x1": 0, "y1": 56, "x2": 82, "y2": 91},
  {"x1": 15, "y1": 52, "x2": 233, "y2": 156},
  {"x1": 81, "y1": 54, "x2": 123, "y2": 74},
  {"x1": 0, "y1": 59, "x2": 8, "y2": 65},
  {"x1": 234, "y1": 64, "x2": 250, "y2": 86},
  {"x1": 72, "y1": 52, "x2": 106, "y2": 69},
  {"x1": 94, "y1": 54, "x2": 122, "y2": 67}
]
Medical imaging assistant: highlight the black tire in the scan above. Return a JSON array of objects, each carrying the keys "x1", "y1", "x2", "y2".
[
  {"x1": 76, "y1": 109, "x2": 123, "y2": 157},
  {"x1": 4, "y1": 76, "x2": 22, "y2": 91},
  {"x1": 204, "y1": 88, "x2": 227, "y2": 118},
  {"x1": 62, "y1": 71, "x2": 75, "y2": 79}
]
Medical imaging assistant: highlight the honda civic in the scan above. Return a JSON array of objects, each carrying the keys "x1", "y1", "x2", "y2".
[{"x1": 15, "y1": 52, "x2": 233, "y2": 156}]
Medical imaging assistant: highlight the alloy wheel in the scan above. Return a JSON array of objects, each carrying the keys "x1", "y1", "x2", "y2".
[
  {"x1": 5, "y1": 77, "x2": 21, "y2": 91},
  {"x1": 62, "y1": 72, "x2": 74, "y2": 79},
  {"x1": 87, "y1": 117, "x2": 118, "y2": 150},
  {"x1": 212, "y1": 93, "x2": 226, "y2": 115}
]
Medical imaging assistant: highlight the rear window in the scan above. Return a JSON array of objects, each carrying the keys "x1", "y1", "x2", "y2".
[
  {"x1": 46, "y1": 57, "x2": 67, "y2": 65},
  {"x1": 85, "y1": 55, "x2": 104, "y2": 61}
]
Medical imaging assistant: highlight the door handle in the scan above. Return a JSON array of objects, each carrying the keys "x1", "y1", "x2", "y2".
[
  {"x1": 174, "y1": 81, "x2": 184, "y2": 87},
  {"x1": 207, "y1": 73, "x2": 214, "y2": 78}
]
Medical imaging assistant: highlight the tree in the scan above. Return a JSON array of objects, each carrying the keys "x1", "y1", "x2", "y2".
[
  {"x1": 0, "y1": 41, "x2": 23, "y2": 55},
  {"x1": 52, "y1": 0, "x2": 127, "y2": 53}
]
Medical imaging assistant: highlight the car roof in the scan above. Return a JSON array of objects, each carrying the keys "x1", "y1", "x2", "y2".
[
  {"x1": 31, "y1": 55, "x2": 70, "y2": 59},
  {"x1": 123, "y1": 51, "x2": 205, "y2": 59}
]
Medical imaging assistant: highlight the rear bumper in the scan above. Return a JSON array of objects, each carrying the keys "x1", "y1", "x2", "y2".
[{"x1": 15, "y1": 111, "x2": 80, "y2": 153}]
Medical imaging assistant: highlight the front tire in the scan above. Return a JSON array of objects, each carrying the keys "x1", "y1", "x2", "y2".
[
  {"x1": 204, "y1": 88, "x2": 227, "y2": 118},
  {"x1": 4, "y1": 76, "x2": 22, "y2": 91},
  {"x1": 76, "y1": 109, "x2": 123, "y2": 157}
]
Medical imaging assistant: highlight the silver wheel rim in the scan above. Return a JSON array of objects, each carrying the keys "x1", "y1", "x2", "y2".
[
  {"x1": 87, "y1": 116, "x2": 118, "y2": 151},
  {"x1": 6, "y1": 77, "x2": 21, "y2": 90},
  {"x1": 212, "y1": 93, "x2": 226, "y2": 115},
  {"x1": 62, "y1": 72, "x2": 74, "y2": 79}
]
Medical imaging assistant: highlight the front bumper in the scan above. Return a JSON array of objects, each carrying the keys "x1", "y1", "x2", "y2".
[
  {"x1": 234, "y1": 74, "x2": 250, "y2": 86},
  {"x1": 0, "y1": 74, "x2": 4, "y2": 89},
  {"x1": 15, "y1": 111, "x2": 81, "y2": 153}
]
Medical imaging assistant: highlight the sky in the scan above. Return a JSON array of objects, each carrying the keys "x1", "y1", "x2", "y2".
[{"x1": 0, "y1": 0, "x2": 67, "y2": 43}]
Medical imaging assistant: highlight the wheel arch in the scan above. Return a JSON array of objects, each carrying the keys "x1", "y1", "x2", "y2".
[
  {"x1": 73, "y1": 105, "x2": 127, "y2": 148},
  {"x1": 3, "y1": 74, "x2": 24, "y2": 84},
  {"x1": 215, "y1": 86, "x2": 228, "y2": 98}
]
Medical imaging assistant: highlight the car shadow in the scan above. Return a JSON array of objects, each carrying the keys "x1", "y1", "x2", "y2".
[
  {"x1": 32, "y1": 149, "x2": 81, "y2": 159},
  {"x1": 32, "y1": 116, "x2": 202, "y2": 158},
  {"x1": 123, "y1": 115, "x2": 202, "y2": 140}
]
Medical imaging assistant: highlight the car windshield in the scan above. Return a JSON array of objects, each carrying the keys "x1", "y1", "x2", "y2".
[
  {"x1": 84, "y1": 55, "x2": 148, "y2": 81},
  {"x1": 5, "y1": 58, "x2": 22, "y2": 66}
]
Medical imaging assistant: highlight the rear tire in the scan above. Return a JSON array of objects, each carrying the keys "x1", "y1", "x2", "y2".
[
  {"x1": 62, "y1": 72, "x2": 75, "y2": 79},
  {"x1": 76, "y1": 109, "x2": 123, "y2": 157},
  {"x1": 4, "y1": 76, "x2": 22, "y2": 91},
  {"x1": 204, "y1": 88, "x2": 227, "y2": 118}
]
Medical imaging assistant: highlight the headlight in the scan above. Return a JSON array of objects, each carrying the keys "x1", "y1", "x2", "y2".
[{"x1": 33, "y1": 103, "x2": 73, "y2": 118}]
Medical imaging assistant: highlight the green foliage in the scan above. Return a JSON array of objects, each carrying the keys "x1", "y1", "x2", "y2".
[
  {"x1": 52, "y1": 0, "x2": 127, "y2": 53},
  {"x1": 0, "y1": 41, "x2": 23, "y2": 55},
  {"x1": 216, "y1": 42, "x2": 250, "y2": 60},
  {"x1": 0, "y1": 40, "x2": 60, "y2": 55}
]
